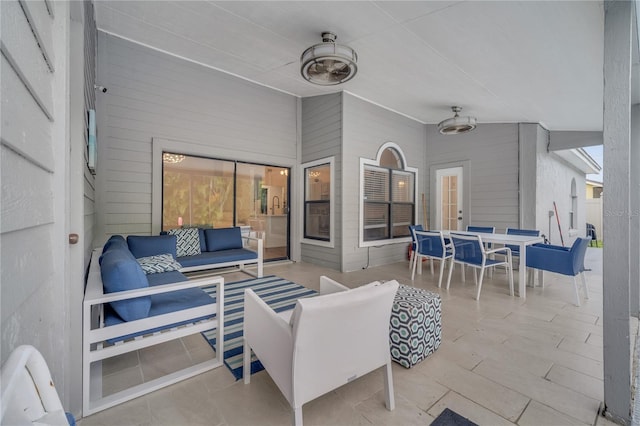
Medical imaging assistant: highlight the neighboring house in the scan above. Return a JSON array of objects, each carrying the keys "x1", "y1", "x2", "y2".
[
  {"x1": 586, "y1": 179, "x2": 604, "y2": 241},
  {"x1": 0, "y1": 0, "x2": 636, "y2": 423}
]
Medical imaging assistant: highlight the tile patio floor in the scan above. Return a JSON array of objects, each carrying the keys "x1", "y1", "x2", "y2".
[{"x1": 79, "y1": 248, "x2": 634, "y2": 426}]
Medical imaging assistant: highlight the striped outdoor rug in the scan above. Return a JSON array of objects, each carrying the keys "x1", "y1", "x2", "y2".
[{"x1": 201, "y1": 275, "x2": 316, "y2": 380}]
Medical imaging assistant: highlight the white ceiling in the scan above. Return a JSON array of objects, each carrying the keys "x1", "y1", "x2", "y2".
[{"x1": 95, "y1": 1, "x2": 638, "y2": 131}]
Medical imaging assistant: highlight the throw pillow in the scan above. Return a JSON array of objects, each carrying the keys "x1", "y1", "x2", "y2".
[
  {"x1": 137, "y1": 253, "x2": 183, "y2": 275},
  {"x1": 168, "y1": 228, "x2": 202, "y2": 257}
]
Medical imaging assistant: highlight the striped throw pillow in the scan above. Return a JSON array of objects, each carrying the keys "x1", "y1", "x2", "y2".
[
  {"x1": 137, "y1": 254, "x2": 183, "y2": 275},
  {"x1": 167, "y1": 228, "x2": 201, "y2": 257}
]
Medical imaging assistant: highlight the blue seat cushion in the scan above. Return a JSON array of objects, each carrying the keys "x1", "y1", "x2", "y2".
[
  {"x1": 205, "y1": 227, "x2": 243, "y2": 252},
  {"x1": 127, "y1": 235, "x2": 177, "y2": 259},
  {"x1": 100, "y1": 235, "x2": 129, "y2": 265},
  {"x1": 177, "y1": 249, "x2": 257, "y2": 267},
  {"x1": 146, "y1": 270, "x2": 188, "y2": 286},
  {"x1": 100, "y1": 248, "x2": 151, "y2": 321},
  {"x1": 103, "y1": 286, "x2": 216, "y2": 343}
]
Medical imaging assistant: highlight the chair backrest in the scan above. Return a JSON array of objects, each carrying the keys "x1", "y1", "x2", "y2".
[
  {"x1": 414, "y1": 231, "x2": 447, "y2": 257},
  {"x1": 1, "y1": 345, "x2": 71, "y2": 425},
  {"x1": 289, "y1": 280, "x2": 399, "y2": 407},
  {"x1": 570, "y1": 237, "x2": 590, "y2": 274},
  {"x1": 506, "y1": 228, "x2": 540, "y2": 254},
  {"x1": 466, "y1": 226, "x2": 495, "y2": 234},
  {"x1": 408, "y1": 225, "x2": 424, "y2": 248},
  {"x1": 451, "y1": 233, "x2": 485, "y2": 265},
  {"x1": 586, "y1": 223, "x2": 597, "y2": 241}
]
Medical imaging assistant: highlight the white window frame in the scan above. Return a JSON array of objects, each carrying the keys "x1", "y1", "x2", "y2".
[
  {"x1": 359, "y1": 142, "x2": 418, "y2": 248},
  {"x1": 300, "y1": 157, "x2": 335, "y2": 248}
]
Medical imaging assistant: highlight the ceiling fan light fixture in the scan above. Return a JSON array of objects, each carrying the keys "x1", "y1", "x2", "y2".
[
  {"x1": 437, "y1": 106, "x2": 477, "y2": 135},
  {"x1": 300, "y1": 32, "x2": 358, "y2": 86}
]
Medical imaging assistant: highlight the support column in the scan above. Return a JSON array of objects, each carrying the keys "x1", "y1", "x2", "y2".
[
  {"x1": 602, "y1": 1, "x2": 633, "y2": 424},
  {"x1": 632, "y1": 104, "x2": 640, "y2": 318}
]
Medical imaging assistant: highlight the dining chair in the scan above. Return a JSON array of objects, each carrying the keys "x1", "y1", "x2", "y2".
[
  {"x1": 408, "y1": 224, "x2": 425, "y2": 271},
  {"x1": 466, "y1": 225, "x2": 495, "y2": 234},
  {"x1": 504, "y1": 228, "x2": 541, "y2": 280},
  {"x1": 450, "y1": 233, "x2": 514, "y2": 300},
  {"x1": 411, "y1": 230, "x2": 455, "y2": 288},
  {"x1": 526, "y1": 237, "x2": 590, "y2": 306},
  {"x1": 466, "y1": 225, "x2": 496, "y2": 277}
]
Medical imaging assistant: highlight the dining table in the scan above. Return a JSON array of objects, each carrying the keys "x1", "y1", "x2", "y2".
[{"x1": 442, "y1": 230, "x2": 544, "y2": 298}]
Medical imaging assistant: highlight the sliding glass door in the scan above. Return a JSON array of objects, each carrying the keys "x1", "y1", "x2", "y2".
[{"x1": 162, "y1": 153, "x2": 289, "y2": 261}]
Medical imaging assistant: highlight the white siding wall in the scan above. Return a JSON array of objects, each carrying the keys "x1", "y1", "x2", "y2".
[
  {"x1": 0, "y1": 0, "x2": 71, "y2": 404},
  {"x1": 83, "y1": 1, "x2": 97, "y2": 263},
  {"x1": 301, "y1": 93, "x2": 342, "y2": 270},
  {"x1": 342, "y1": 94, "x2": 427, "y2": 272},
  {"x1": 95, "y1": 33, "x2": 298, "y2": 244},
  {"x1": 535, "y1": 126, "x2": 586, "y2": 246},
  {"x1": 425, "y1": 124, "x2": 520, "y2": 233}
]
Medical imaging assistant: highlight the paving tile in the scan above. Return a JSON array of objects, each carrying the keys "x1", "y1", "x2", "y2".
[
  {"x1": 419, "y1": 357, "x2": 529, "y2": 421},
  {"x1": 552, "y1": 315, "x2": 603, "y2": 336},
  {"x1": 558, "y1": 337, "x2": 603, "y2": 361},
  {"x1": 356, "y1": 391, "x2": 431, "y2": 425},
  {"x1": 139, "y1": 339, "x2": 194, "y2": 382},
  {"x1": 427, "y1": 391, "x2": 515, "y2": 426},
  {"x1": 102, "y1": 365, "x2": 144, "y2": 397},
  {"x1": 518, "y1": 400, "x2": 591, "y2": 426},
  {"x1": 473, "y1": 358, "x2": 600, "y2": 424},
  {"x1": 391, "y1": 363, "x2": 449, "y2": 410},
  {"x1": 504, "y1": 335, "x2": 603, "y2": 380},
  {"x1": 102, "y1": 350, "x2": 140, "y2": 376},
  {"x1": 546, "y1": 364, "x2": 604, "y2": 401}
]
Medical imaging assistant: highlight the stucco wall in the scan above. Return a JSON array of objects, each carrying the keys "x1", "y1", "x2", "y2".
[{"x1": 535, "y1": 126, "x2": 586, "y2": 246}]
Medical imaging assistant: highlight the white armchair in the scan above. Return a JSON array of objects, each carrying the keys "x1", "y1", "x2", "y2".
[{"x1": 243, "y1": 276, "x2": 399, "y2": 426}]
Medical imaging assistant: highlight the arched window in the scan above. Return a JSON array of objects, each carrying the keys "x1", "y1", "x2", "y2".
[
  {"x1": 360, "y1": 143, "x2": 417, "y2": 246},
  {"x1": 570, "y1": 178, "x2": 577, "y2": 229}
]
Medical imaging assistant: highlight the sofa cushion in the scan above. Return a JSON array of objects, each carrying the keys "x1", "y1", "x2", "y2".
[
  {"x1": 100, "y1": 248, "x2": 151, "y2": 321},
  {"x1": 127, "y1": 235, "x2": 177, "y2": 259},
  {"x1": 146, "y1": 270, "x2": 189, "y2": 286},
  {"x1": 205, "y1": 227, "x2": 243, "y2": 252},
  {"x1": 100, "y1": 235, "x2": 128, "y2": 265},
  {"x1": 168, "y1": 228, "x2": 202, "y2": 257},
  {"x1": 103, "y1": 286, "x2": 215, "y2": 342},
  {"x1": 137, "y1": 254, "x2": 183, "y2": 275},
  {"x1": 177, "y1": 249, "x2": 257, "y2": 268}
]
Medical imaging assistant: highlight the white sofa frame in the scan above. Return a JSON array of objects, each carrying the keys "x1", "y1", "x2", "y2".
[
  {"x1": 179, "y1": 235, "x2": 264, "y2": 278},
  {"x1": 82, "y1": 249, "x2": 224, "y2": 417}
]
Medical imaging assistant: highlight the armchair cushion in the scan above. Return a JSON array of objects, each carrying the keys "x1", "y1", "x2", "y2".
[{"x1": 127, "y1": 235, "x2": 177, "y2": 259}]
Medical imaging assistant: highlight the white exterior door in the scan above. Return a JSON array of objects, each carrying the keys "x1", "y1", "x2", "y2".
[{"x1": 436, "y1": 167, "x2": 463, "y2": 230}]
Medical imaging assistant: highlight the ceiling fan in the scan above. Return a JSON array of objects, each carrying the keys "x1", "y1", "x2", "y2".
[{"x1": 300, "y1": 32, "x2": 358, "y2": 86}]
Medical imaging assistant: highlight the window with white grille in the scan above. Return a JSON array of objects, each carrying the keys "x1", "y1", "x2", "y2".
[{"x1": 361, "y1": 145, "x2": 416, "y2": 244}]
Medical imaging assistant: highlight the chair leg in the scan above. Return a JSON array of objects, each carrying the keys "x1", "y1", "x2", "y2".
[
  {"x1": 437, "y1": 258, "x2": 445, "y2": 288},
  {"x1": 409, "y1": 251, "x2": 415, "y2": 270},
  {"x1": 243, "y1": 339, "x2": 251, "y2": 384},
  {"x1": 446, "y1": 258, "x2": 454, "y2": 289},
  {"x1": 581, "y1": 272, "x2": 589, "y2": 299},
  {"x1": 430, "y1": 258, "x2": 435, "y2": 275},
  {"x1": 507, "y1": 260, "x2": 514, "y2": 296},
  {"x1": 411, "y1": 254, "x2": 419, "y2": 280},
  {"x1": 475, "y1": 268, "x2": 485, "y2": 300},
  {"x1": 572, "y1": 276, "x2": 581, "y2": 307},
  {"x1": 293, "y1": 406, "x2": 303, "y2": 426},
  {"x1": 473, "y1": 269, "x2": 478, "y2": 286},
  {"x1": 461, "y1": 263, "x2": 466, "y2": 282},
  {"x1": 383, "y1": 360, "x2": 395, "y2": 411}
]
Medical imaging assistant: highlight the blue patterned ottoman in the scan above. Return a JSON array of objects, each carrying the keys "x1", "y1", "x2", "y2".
[{"x1": 389, "y1": 285, "x2": 442, "y2": 368}]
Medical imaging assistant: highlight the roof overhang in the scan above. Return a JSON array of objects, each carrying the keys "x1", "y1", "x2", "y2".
[{"x1": 553, "y1": 148, "x2": 602, "y2": 174}]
